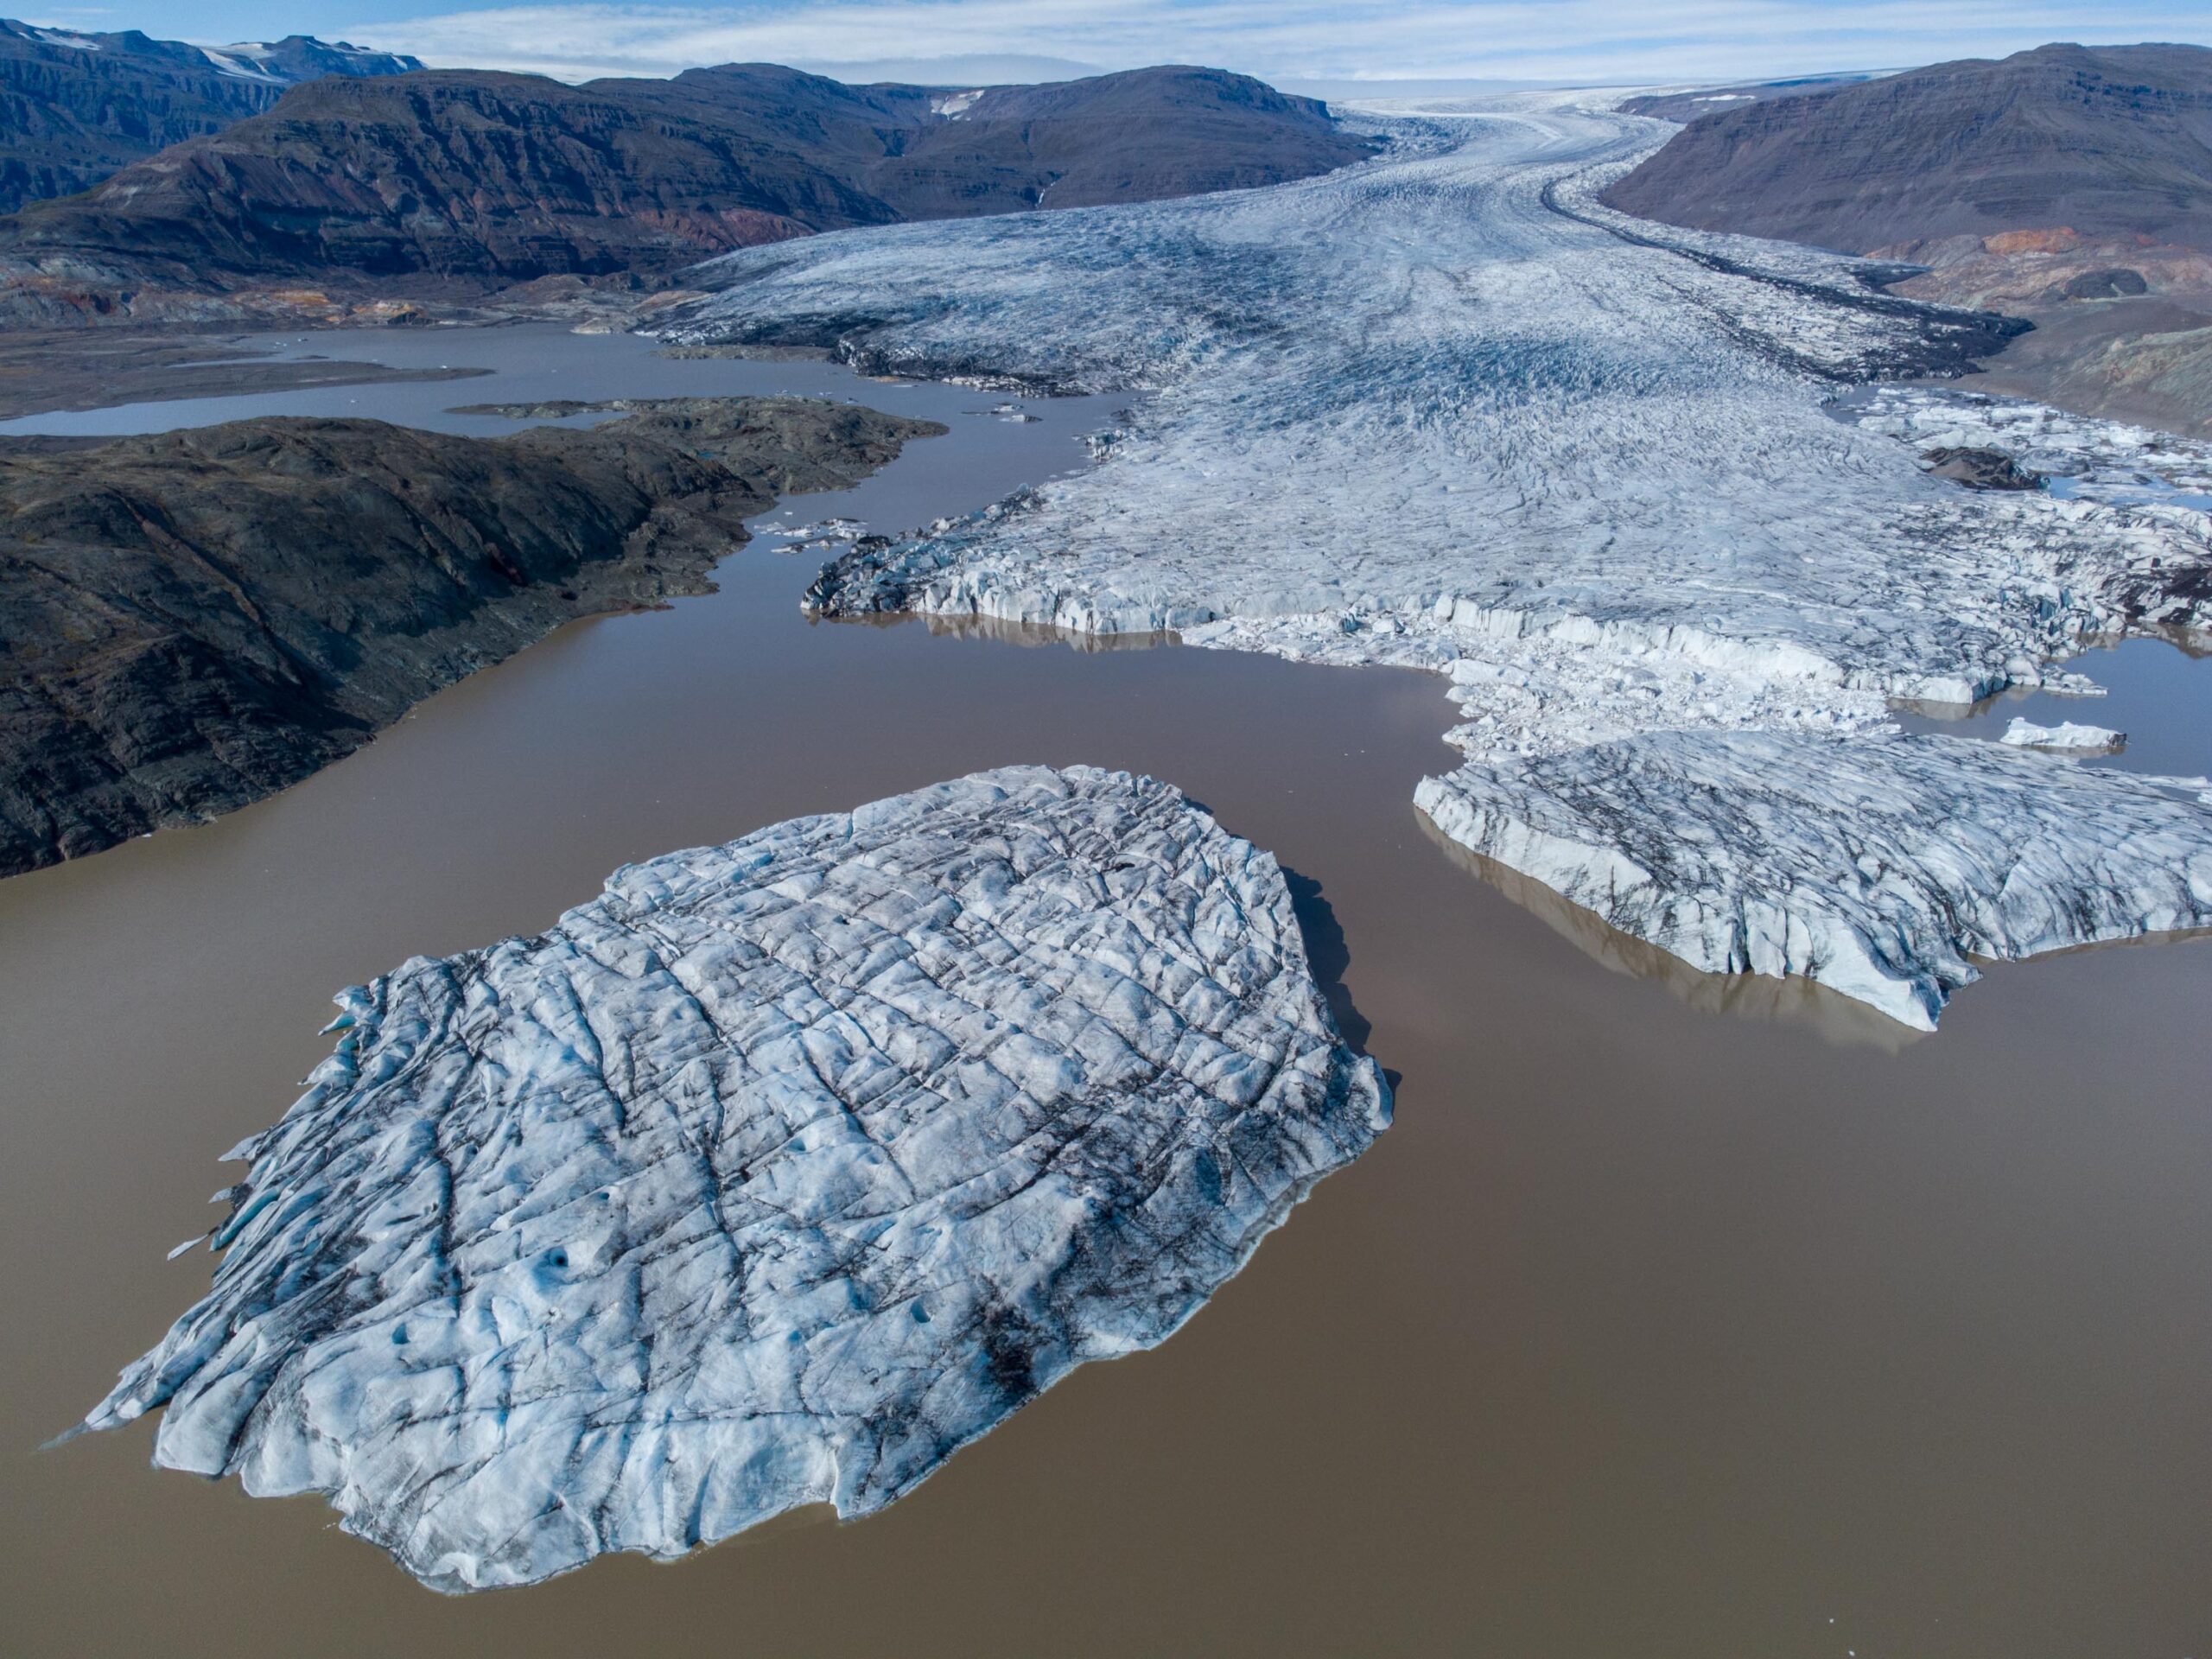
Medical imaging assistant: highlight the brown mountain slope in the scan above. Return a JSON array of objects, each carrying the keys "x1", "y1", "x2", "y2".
[
  {"x1": 878, "y1": 67, "x2": 1371, "y2": 209},
  {"x1": 1601, "y1": 43, "x2": 2212, "y2": 253},
  {"x1": 0, "y1": 61, "x2": 1375, "y2": 317}
]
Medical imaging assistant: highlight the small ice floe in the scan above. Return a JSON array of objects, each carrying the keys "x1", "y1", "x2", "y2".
[
  {"x1": 770, "y1": 517, "x2": 869, "y2": 555},
  {"x1": 1999, "y1": 718, "x2": 2126, "y2": 753}
]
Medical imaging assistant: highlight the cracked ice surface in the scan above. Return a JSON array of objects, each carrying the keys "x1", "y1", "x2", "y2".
[
  {"x1": 662, "y1": 96, "x2": 2212, "y2": 1024},
  {"x1": 1415, "y1": 731, "x2": 2212, "y2": 1029},
  {"x1": 1849, "y1": 385, "x2": 2212, "y2": 507},
  {"x1": 80, "y1": 766, "x2": 1388, "y2": 1590}
]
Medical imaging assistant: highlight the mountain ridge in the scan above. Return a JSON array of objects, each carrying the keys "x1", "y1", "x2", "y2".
[
  {"x1": 0, "y1": 17, "x2": 419, "y2": 213},
  {"x1": 1601, "y1": 42, "x2": 2212, "y2": 253}
]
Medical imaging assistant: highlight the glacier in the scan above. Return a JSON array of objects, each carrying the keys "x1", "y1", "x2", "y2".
[
  {"x1": 662, "y1": 95, "x2": 2212, "y2": 1027},
  {"x1": 78, "y1": 766, "x2": 1388, "y2": 1591}
]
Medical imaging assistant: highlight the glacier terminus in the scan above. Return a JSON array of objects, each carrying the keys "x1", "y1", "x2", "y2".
[{"x1": 663, "y1": 95, "x2": 2212, "y2": 1028}]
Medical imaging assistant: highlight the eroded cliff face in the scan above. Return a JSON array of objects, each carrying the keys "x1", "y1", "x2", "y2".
[{"x1": 0, "y1": 397, "x2": 944, "y2": 877}]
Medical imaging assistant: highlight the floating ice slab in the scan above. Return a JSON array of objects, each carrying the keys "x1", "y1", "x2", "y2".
[
  {"x1": 1416, "y1": 730, "x2": 2212, "y2": 1030},
  {"x1": 660, "y1": 95, "x2": 2212, "y2": 1025},
  {"x1": 79, "y1": 766, "x2": 1387, "y2": 1591},
  {"x1": 2000, "y1": 718, "x2": 2126, "y2": 752}
]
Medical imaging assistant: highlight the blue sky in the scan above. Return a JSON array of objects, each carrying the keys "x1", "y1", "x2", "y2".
[{"x1": 22, "y1": 2, "x2": 2210, "y2": 84}]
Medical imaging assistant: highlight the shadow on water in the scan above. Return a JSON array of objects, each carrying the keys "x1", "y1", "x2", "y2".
[
  {"x1": 1281, "y1": 866, "x2": 1376, "y2": 1060},
  {"x1": 1413, "y1": 810, "x2": 1929, "y2": 1053}
]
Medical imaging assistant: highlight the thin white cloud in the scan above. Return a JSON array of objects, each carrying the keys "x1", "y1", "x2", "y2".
[{"x1": 346, "y1": 0, "x2": 2210, "y2": 85}]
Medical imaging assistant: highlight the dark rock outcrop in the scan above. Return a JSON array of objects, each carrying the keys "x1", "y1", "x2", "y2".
[
  {"x1": 2053, "y1": 266, "x2": 2151, "y2": 300},
  {"x1": 1603, "y1": 43, "x2": 2212, "y2": 253},
  {"x1": 0, "y1": 397, "x2": 944, "y2": 877},
  {"x1": 1920, "y1": 446, "x2": 2046, "y2": 490},
  {"x1": 0, "y1": 62, "x2": 1376, "y2": 316},
  {"x1": 0, "y1": 17, "x2": 418, "y2": 213}
]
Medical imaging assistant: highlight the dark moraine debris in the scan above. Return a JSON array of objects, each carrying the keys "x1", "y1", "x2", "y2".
[
  {"x1": 0, "y1": 396, "x2": 943, "y2": 877},
  {"x1": 2053, "y1": 267, "x2": 2151, "y2": 302},
  {"x1": 1921, "y1": 446, "x2": 2047, "y2": 491},
  {"x1": 76, "y1": 763, "x2": 1390, "y2": 1592},
  {"x1": 442, "y1": 397, "x2": 927, "y2": 493}
]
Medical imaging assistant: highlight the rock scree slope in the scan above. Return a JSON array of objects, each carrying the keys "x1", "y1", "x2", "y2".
[
  {"x1": 0, "y1": 397, "x2": 944, "y2": 879},
  {"x1": 1603, "y1": 44, "x2": 2212, "y2": 442},
  {"x1": 78, "y1": 764, "x2": 1390, "y2": 1592},
  {"x1": 1599, "y1": 43, "x2": 2212, "y2": 253}
]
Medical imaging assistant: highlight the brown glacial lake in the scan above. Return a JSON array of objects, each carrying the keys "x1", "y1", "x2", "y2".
[{"x1": 3, "y1": 327, "x2": 2210, "y2": 1657}]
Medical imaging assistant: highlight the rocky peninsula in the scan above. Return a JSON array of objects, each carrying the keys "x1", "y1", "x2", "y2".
[{"x1": 0, "y1": 396, "x2": 943, "y2": 877}]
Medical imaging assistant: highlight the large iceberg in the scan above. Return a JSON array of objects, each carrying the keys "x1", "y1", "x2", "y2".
[
  {"x1": 79, "y1": 766, "x2": 1388, "y2": 1590},
  {"x1": 662, "y1": 96, "x2": 2212, "y2": 1026}
]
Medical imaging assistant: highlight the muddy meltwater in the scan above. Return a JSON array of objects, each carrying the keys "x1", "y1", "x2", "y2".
[{"x1": 3, "y1": 327, "x2": 2209, "y2": 1656}]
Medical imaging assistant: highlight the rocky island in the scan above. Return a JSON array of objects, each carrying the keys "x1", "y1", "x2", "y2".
[
  {"x1": 78, "y1": 765, "x2": 1389, "y2": 1591},
  {"x1": 0, "y1": 396, "x2": 944, "y2": 877}
]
